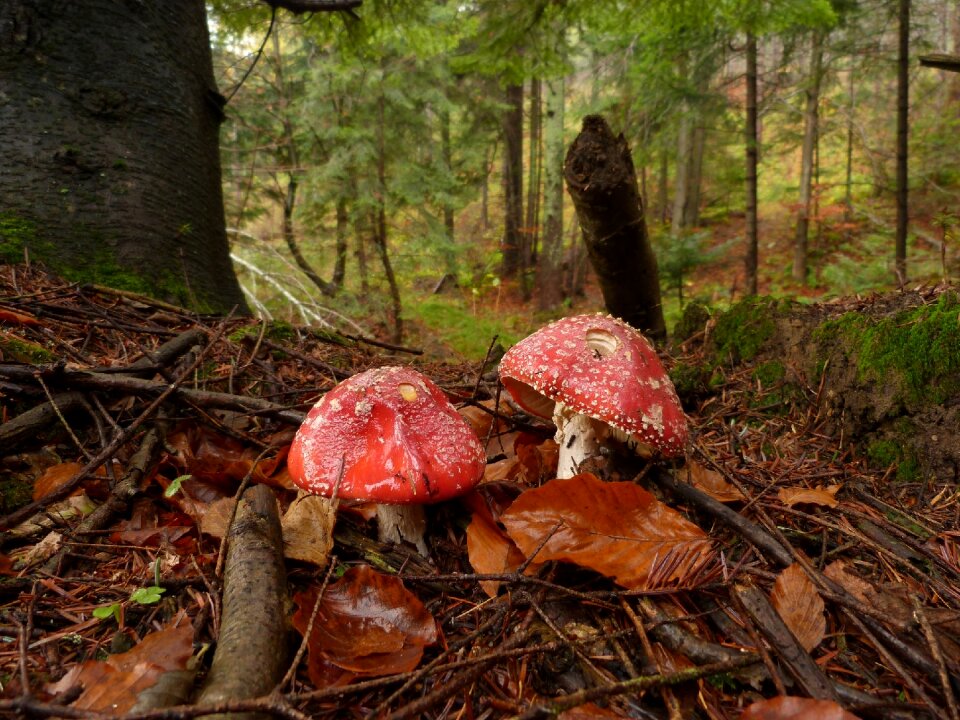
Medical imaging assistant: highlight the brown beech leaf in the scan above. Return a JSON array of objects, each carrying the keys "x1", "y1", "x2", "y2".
[
  {"x1": 559, "y1": 703, "x2": 629, "y2": 718},
  {"x1": 47, "y1": 618, "x2": 193, "y2": 713},
  {"x1": 770, "y1": 563, "x2": 825, "y2": 652},
  {"x1": 292, "y1": 565, "x2": 437, "y2": 688},
  {"x1": 684, "y1": 460, "x2": 745, "y2": 503},
  {"x1": 501, "y1": 474, "x2": 715, "y2": 590},
  {"x1": 778, "y1": 485, "x2": 841, "y2": 508},
  {"x1": 515, "y1": 435, "x2": 559, "y2": 483},
  {"x1": 281, "y1": 493, "x2": 335, "y2": 567},
  {"x1": 741, "y1": 696, "x2": 862, "y2": 719},
  {"x1": 464, "y1": 493, "x2": 526, "y2": 597}
]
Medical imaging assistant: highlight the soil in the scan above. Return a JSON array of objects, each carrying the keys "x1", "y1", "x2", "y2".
[{"x1": 674, "y1": 283, "x2": 960, "y2": 484}]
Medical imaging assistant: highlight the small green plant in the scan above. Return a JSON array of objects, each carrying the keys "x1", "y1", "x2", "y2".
[
  {"x1": 164, "y1": 474, "x2": 191, "y2": 498},
  {"x1": 93, "y1": 560, "x2": 166, "y2": 625}
]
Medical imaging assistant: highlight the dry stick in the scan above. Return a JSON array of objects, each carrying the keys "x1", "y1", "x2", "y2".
[
  {"x1": 40, "y1": 421, "x2": 168, "y2": 575},
  {"x1": 35, "y1": 374, "x2": 93, "y2": 461},
  {"x1": 510, "y1": 654, "x2": 763, "y2": 720},
  {"x1": 0, "y1": 696, "x2": 308, "y2": 720},
  {"x1": 734, "y1": 583, "x2": 838, "y2": 701},
  {"x1": 0, "y1": 364, "x2": 307, "y2": 426},
  {"x1": 197, "y1": 484, "x2": 288, "y2": 720},
  {"x1": 844, "y1": 609, "x2": 940, "y2": 713},
  {"x1": 470, "y1": 333, "x2": 500, "y2": 401},
  {"x1": 17, "y1": 582, "x2": 38, "y2": 700},
  {"x1": 527, "y1": 594, "x2": 617, "y2": 687},
  {"x1": 913, "y1": 596, "x2": 960, "y2": 720},
  {"x1": 214, "y1": 447, "x2": 276, "y2": 579},
  {"x1": 620, "y1": 598, "x2": 683, "y2": 720},
  {"x1": 0, "y1": 319, "x2": 232, "y2": 530}
]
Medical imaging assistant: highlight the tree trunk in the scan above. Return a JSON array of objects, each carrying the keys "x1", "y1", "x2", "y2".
[
  {"x1": 895, "y1": 0, "x2": 910, "y2": 286},
  {"x1": 684, "y1": 123, "x2": 706, "y2": 228},
  {"x1": 793, "y1": 30, "x2": 825, "y2": 285},
  {"x1": 500, "y1": 83, "x2": 524, "y2": 279},
  {"x1": 524, "y1": 77, "x2": 542, "y2": 297},
  {"x1": 671, "y1": 111, "x2": 693, "y2": 237},
  {"x1": 440, "y1": 106, "x2": 457, "y2": 276},
  {"x1": 844, "y1": 58, "x2": 855, "y2": 228},
  {"x1": 658, "y1": 148, "x2": 669, "y2": 226},
  {"x1": 0, "y1": 1, "x2": 246, "y2": 314},
  {"x1": 333, "y1": 198, "x2": 348, "y2": 290},
  {"x1": 376, "y1": 85, "x2": 402, "y2": 344},
  {"x1": 537, "y1": 76, "x2": 565, "y2": 311},
  {"x1": 745, "y1": 31, "x2": 760, "y2": 296},
  {"x1": 564, "y1": 116, "x2": 666, "y2": 341}
]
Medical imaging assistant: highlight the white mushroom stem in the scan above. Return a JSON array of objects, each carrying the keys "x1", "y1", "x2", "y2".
[
  {"x1": 376, "y1": 503, "x2": 429, "y2": 556},
  {"x1": 553, "y1": 401, "x2": 603, "y2": 479}
]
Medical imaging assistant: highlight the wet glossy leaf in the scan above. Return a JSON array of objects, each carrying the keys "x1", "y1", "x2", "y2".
[
  {"x1": 685, "y1": 460, "x2": 745, "y2": 502},
  {"x1": 47, "y1": 618, "x2": 193, "y2": 712},
  {"x1": 464, "y1": 493, "x2": 526, "y2": 597},
  {"x1": 778, "y1": 485, "x2": 841, "y2": 508},
  {"x1": 166, "y1": 426, "x2": 292, "y2": 489},
  {"x1": 292, "y1": 565, "x2": 437, "y2": 687},
  {"x1": 501, "y1": 474, "x2": 715, "y2": 590},
  {"x1": 770, "y1": 564, "x2": 825, "y2": 652},
  {"x1": 741, "y1": 696, "x2": 861, "y2": 719}
]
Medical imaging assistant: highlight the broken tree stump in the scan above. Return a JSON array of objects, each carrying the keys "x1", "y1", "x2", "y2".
[{"x1": 564, "y1": 115, "x2": 667, "y2": 341}]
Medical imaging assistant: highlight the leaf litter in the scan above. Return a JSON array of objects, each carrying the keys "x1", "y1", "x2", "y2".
[{"x1": 1, "y1": 264, "x2": 959, "y2": 718}]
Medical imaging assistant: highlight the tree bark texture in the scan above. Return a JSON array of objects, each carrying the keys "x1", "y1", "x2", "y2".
[
  {"x1": 500, "y1": 83, "x2": 524, "y2": 279},
  {"x1": 197, "y1": 484, "x2": 287, "y2": 720},
  {"x1": 793, "y1": 31, "x2": 824, "y2": 285},
  {"x1": 895, "y1": 0, "x2": 910, "y2": 285},
  {"x1": 524, "y1": 77, "x2": 542, "y2": 296},
  {"x1": 744, "y1": 32, "x2": 759, "y2": 296},
  {"x1": 537, "y1": 76, "x2": 564, "y2": 311},
  {"x1": 564, "y1": 115, "x2": 666, "y2": 341},
  {"x1": 0, "y1": 1, "x2": 247, "y2": 314}
]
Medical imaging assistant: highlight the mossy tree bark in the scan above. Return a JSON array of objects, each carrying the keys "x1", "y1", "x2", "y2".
[
  {"x1": 563, "y1": 115, "x2": 667, "y2": 341},
  {"x1": 0, "y1": 1, "x2": 247, "y2": 314}
]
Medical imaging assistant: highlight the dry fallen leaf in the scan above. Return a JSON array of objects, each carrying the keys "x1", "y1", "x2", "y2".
[
  {"x1": 778, "y1": 484, "x2": 842, "y2": 508},
  {"x1": 559, "y1": 703, "x2": 629, "y2": 718},
  {"x1": 281, "y1": 492, "x2": 335, "y2": 567},
  {"x1": 292, "y1": 565, "x2": 437, "y2": 688},
  {"x1": 770, "y1": 563, "x2": 825, "y2": 652},
  {"x1": 741, "y1": 696, "x2": 861, "y2": 719},
  {"x1": 464, "y1": 493, "x2": 526, "y2": 597},
  {"x1": 47, "y1": 618, "x2": 194, "y2": 713},
  {"x1": 684, "y1": 460, "x2": 745, "y2": 502},
  {"x1": 501, "y1": 474, "x2": 715, "y2": 590}
]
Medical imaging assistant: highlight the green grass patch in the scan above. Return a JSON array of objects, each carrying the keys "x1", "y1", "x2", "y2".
[{"x1": 408, "y1": 296, "x2": 526, "y2": 360}]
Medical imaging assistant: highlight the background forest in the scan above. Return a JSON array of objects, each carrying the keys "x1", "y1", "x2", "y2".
[{"x1": 213, "y1": 0, "x2": 957, "y2": 358}]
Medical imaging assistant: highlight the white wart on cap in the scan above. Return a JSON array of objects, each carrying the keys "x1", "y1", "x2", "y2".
[{"x1": 498, "y1": 314, "x2": 687, "y2": 477}]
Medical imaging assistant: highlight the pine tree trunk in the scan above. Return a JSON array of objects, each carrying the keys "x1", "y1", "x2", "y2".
[
  {"x1": 745, "y1": 31, "x2": 760, "y2": 297},
  {"x1": 523, "y1": 77, "x2": 542, "y2": 298},
  {"x1": 671, "y1": 111, "x2": 692, "y2": 236},
  {"x1": 844, "y1": 59, "x2": 856, "y2": 227},
  {"x1": 440, "y1": 107, "x2": 457, "y2": 276},
  {"x1": 684, "y1": 123, "x2": 706, "y2": 228},
  {"x1": 895, "y1": 0, "x2": 910, "y2": 285},
  {"x1": 0, "y1": 0, "x2": 246, "y2": 313},
  {"x1": 500, "y1": 83, "x2": 524, "y2": 279},
  {"x1": 564, "y1": 116, "x2": 666, "y2": 341},
  {"x1": 537, "y1": 76, "x2": 565, "y2": 311},
  {"x1": 376, "y1": 85, "x2": 402, "y2": 343},
  {"x1": 793, "y1": 30, "x2": 824, "y2": 285}
]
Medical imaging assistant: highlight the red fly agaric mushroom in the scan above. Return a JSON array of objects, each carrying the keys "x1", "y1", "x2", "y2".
[
  {"x1": 498, "y1": 314, "x2": 687, "y2": 478},
  {"x1": 287, "y1": 366, "x2": 486, "y2": 555}
]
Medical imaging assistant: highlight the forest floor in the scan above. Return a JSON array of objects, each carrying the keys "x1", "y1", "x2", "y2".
[{"x1": 1, "y1": 262, "x2": 959, "y2": 719}]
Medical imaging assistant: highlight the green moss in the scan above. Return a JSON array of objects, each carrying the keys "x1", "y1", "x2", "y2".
[
  {"x1": 0, "y1": 336, "x2": 56, "y2": 363},
  {"x1": 712, "y1": 297, "x2": 785, "y2": 364},
  {"x1": 0, "y1": 213, "x2": 52, "y2": 263},
  {"x1": 669, "y1": 361, "x2": 708, "y2": 398},
  {"x1": 229, "y1": 320, "x2": 301, "y2": 345},
  {"x1": 866, "y1": 440, "x2": 920, "y2": 482},
  {"x1": 821, "y1": 292, "x2": 960, "y2": 404},
  {"x1": 752, "y1": 360, "x2": 786, "y2": 388},
  {"x1": 0, "y1": 476, "x2": 33, "y2": 514},
  {"x1": 673, "y1": 301, "x2": 711, "y2": 343}
]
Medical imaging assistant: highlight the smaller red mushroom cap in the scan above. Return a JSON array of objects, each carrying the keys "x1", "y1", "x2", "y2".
[
  {"x1": 498, "y1": 314, "x2": 688, "y2": 458},
  {"x1": 288, "y1": 366, "x2": 486, "y2": 504}
]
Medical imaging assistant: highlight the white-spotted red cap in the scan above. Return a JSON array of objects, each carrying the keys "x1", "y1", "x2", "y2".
[
  {"x1": 498, "y1": 314, "x2": 687, "y2": 458},
  {"x1": 288, "y1": 366, "x2": 486, "y2": 503}
]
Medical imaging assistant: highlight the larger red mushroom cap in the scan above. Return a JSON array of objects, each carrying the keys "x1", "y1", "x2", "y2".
[
  {"x1": 498, "y1": 314, "x2": 687, "y2": 465},
  {"x1": 288, "y1": 366, "x2": 486, "y2": 504}
]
